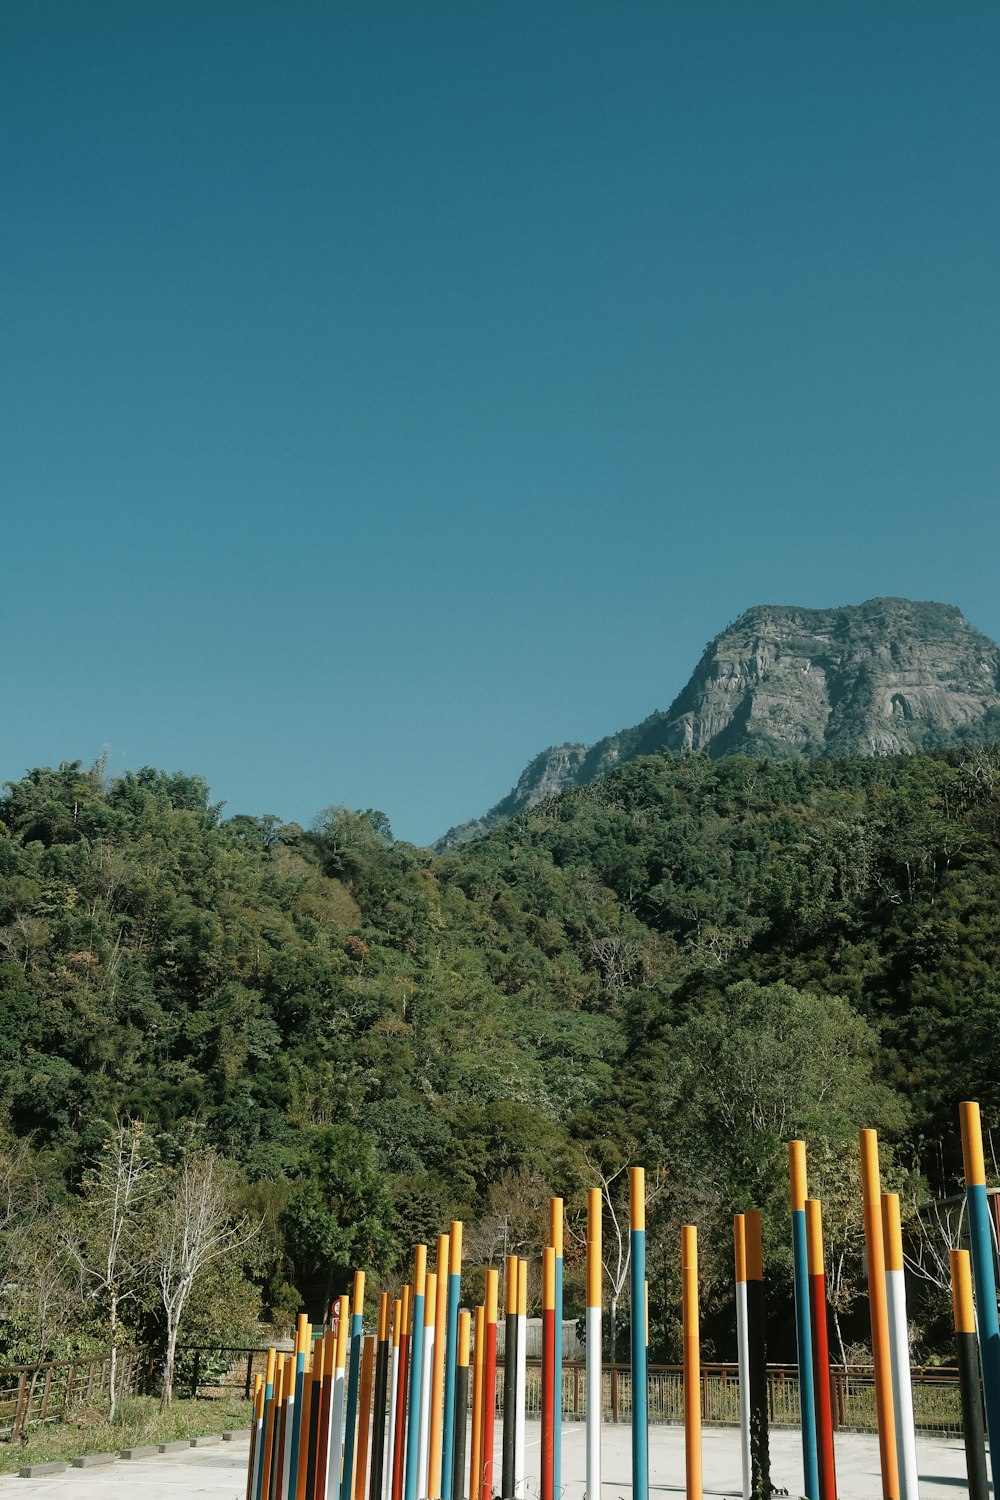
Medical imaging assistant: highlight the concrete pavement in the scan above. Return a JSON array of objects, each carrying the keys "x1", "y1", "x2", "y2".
[{"x1": 0, "y1": 1420, "x2": 984, "y2": 1498}]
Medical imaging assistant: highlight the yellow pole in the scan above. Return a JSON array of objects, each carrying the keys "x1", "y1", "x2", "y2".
[
  {"x1": 860, "y1": 1129, "x2": 899, "y2": 1500},
  {"x1": 682, "y1": 1225, "x2": 702, "y2": 1500}
]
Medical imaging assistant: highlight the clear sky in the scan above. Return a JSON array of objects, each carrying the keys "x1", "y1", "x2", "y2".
[{"x1": 4, "y1": 2, "x2": 999, "y2": 845}]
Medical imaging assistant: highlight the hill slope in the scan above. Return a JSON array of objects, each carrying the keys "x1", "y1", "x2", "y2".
[{"x1": 436, "y1": 597, "x2": 1000, "y2": 849}]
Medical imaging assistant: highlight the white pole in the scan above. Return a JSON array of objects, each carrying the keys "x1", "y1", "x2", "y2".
[
  {"x1": 883, "y1": 1195, "x2": 920, "y2": 1500},
  {"x1": 515, "y1": 1260, "x2": 527, "y2": 1499},
  {"x1": 586, "y1": 1188, "x2": 602, "y2": 1500},
  {"x1": 735, "y1": 1217, "x2": 752, "y2": 1500}
]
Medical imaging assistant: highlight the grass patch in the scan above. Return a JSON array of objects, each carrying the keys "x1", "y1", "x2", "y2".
[{"x1": 0, "y1": 1393, "x2": 253, "y2": 1474}]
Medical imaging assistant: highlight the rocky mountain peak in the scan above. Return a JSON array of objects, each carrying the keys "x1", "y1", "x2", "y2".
[{"x1": 433, "y1": 598, "x2": 1000, "y2": 851}]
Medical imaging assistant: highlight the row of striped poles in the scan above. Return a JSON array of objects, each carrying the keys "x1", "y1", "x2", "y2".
[{"x1": 248, "y1": 1100, "x2": 999, "y2": 1500}]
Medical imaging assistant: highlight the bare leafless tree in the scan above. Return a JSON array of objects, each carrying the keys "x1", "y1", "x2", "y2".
[
  {"x1": 572, "y1": 1158, "x2": 667, "y2": 1360},
  {"x1": 61, "y1": 1119, "x2": 156, "y2": 1419},
  {"x1": 154, "y1": 1153, "x2": 258, "y2": 1408}
]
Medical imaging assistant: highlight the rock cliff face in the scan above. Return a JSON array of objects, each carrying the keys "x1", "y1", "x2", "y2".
[{"x1": 434, "y1": 598, "x2": 1000, "y2": 850}]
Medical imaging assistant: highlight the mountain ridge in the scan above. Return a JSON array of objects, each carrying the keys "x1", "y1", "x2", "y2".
[{"x1": 434, "y1": 597, "x2": 1000, "y2": 850}]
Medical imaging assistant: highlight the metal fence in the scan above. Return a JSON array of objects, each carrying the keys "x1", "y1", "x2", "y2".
[
  {"x1": 178, "y1": 1348, "x2": 966, "y2": 1437},
  {"x1": 0, "y1": 1349, "x2": 152, "y2": 1442}
]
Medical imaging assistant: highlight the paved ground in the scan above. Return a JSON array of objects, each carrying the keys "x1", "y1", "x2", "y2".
[{"x1": 0, "y1": 1421, "x2": 983, "y2": 1498}]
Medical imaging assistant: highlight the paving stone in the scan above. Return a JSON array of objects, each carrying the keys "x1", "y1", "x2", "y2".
[
  {"x1": 188, "y1": 1433, "x2": 221, "y2": 1447},
  {"x1": 120, "y1": 1444, "x2": 161, "y2": 1458},
  {"x1": 157, "y1": 1438, "x2": 191, "y2": 1453},
  {"x1": 16, "y1": 1461, "x2": 69, "y2": 1476}
]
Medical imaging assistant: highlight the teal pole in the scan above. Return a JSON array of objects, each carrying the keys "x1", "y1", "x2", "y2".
[
  {"x1": 254, "y1": 1364, "x2": 274, "y2": 1500},
  {"x1": 288, "y1": 1344, "x2": 307, "y2": 1497},
  {"x1": 961, "y1": 1102, "x2": 1000, "y2": 1492},
  {"x1": 342, "y1": 1297, "x2": 365, "y2": 1500},
  {"x1": 441, "y1": 1224, "x2": 462, "y2": 1500},
  {"x1": 404, "y1": 1251, "x2": 427, "y2": 1500},
  {"x1": 629, "y1": 1170, "x2": 648, "y2": 1500}
]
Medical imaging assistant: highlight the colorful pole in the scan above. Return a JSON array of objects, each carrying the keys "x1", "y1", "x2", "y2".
[
  {"x1": 257, "y1": 1348, "x2": 278, "y2": 1500},
  {"x1": 404, "y1": 1248, "x2": 428, "y2": 1500},
  {"x1": 314, "y1": 1329, "x2": 336, "y2": 1500},
  {"x1": 734, "y1": 1217, "x2": 751, "y2": 1500},
  {"x1": 418, "y1": 1272, "x2": 438, "y2": 1499},
  {"x1": 430, "y1": 1237, "x2": 451, "y2": 1499},
  {"x1": 305, "y1": 1337, "x2": 325, "y2": 1500},
  {"x1": 805, "y1": 1200, "x2": 838, "y2": 1500},
  {"x1": 950, "y1": 1249, "x2": 989, "y2": 1500},
  {"x1": 502, "y1": 1255, "x2": 518, "y2": 1499},
  {"x1": 343, "y1": 1274, "x2": 367, "y2": 1500},
  {"x1": 354, "y1": 1336, "x2": 377, "y2": 1500},
  {"x1": 327, "y1": 1296, "x2": 351, "y2": 1500},
  {"x1": 274, "y1": 1362, "x2": 289, "y2": 1500},
  {"x1": 481, "y1": 1270, "x2": 499, "y2": 1500},
  {"x1": 682, "y1": 1225, "x2": 702, "y2": 1500},
  {"x1": 453, "y1": 1309, "x2": 471, "y2": 1500},
  {"x1": 745, "y1": 1211, "x2": 770, "y2": 1500},
  {"x1": 371, "y1": 1295, "x2": 391, "y2": 1500},
  {"x1": 881, "y1": 1194, "x2": 916, "y2": 1500},
  {"x1": 384, "y1": 1299, "x2": 402, "y2": 1500},
  {"x1": 285, "y1": 1315, "x2": 308, "y2": 1499},
  {"x1": 789, "y1": 1142, "x2": 819, "y2": 1500},
  {"x1": 248, "y1": 1373, "x2": 265, "y2": 1500},
  {"x1": 297, "y1": 1354, "x2": 315, "y2": 1500},
  {"x1": 860, "y1": 1129, "x2": 900, "y2": 1500},
  {"x1": 469, "y1": 1304, "x2": 485, "y2": 1500},
  {"x1": 960, "y1": 1100, "x2": 1000, "y2": 1491},
  {"x1": 629, "y1": 1167, "x2": 648, "y2": 1500},
  {"x1": 442, "y1": 1222, "x2": 464, "y2": 1500},
  {"x1": 551, "y1": 1198, "x2": 564, "y2": 1500},
  {"x1": 541, "y1": 1246, "x2": 556, "y2": 1500},
  {"x1": 515, "y1": 1260, "x2": 527, "y2": 1500},
  {"x1": 586, "y1": 1187, "x2": 602, "y2": 1500},
  {"x1": 392, "y1": 1287, "x2": 412, "y2": 1500}
]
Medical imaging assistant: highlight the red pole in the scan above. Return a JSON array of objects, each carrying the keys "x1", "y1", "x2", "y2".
[
  {"x1": 806, "y1": 1200, "x2": 838, "y2": 1500},
  {"x1": 541, "y1": 1247, "x2": 556, "y2": 1500},
  {"x1": 481, "y1": 1269, "x2": 499, "y2": 1500}
]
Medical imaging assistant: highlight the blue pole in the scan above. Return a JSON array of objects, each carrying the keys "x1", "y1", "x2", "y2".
[
  {"x1": 404, "y1": 1249, "x2": 428, "y2": 1500},
  {"x1": 288, "y1": 1336, "x2": 308, "y2": 1499},
  {"x1": 254, "y1": 1352, "x2": 275, "y2": 1500},
  {"x1": 961, "y1": 1102, "x2": 1000, "y2": 1493},
  {"x1": 629, "y1": 1169, "x2": 648, "y2": 1500},
  {"x1": 441, "y1": 1224, "x2": 462, "y2": 1500},
  {"x1": 342, "y1": 1274, "x2": 366, "y2": 1500},
  {"x1": 789, "y1": 1142, "x2": 819, "y2": 1500}
]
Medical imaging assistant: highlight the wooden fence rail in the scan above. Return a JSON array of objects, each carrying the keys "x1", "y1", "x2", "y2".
[
  {"x1": 0, "y1": 1349, "x2": 152, "y2": 1442},
  {"x1": 173, "y1": 1348, "x2": 967, "y2": 1436}
]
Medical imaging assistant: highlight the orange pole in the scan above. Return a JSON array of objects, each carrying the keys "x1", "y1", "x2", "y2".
[
  {"x1": 860, "y1": 1129, "x2": 899, "y2": 1500},
  {"x1": 682, "y1": 1225, "x2": 702, "y2": 1500},
  {"x1": 354, "y1": 1335, "x2": 377, "y2": 1500}
]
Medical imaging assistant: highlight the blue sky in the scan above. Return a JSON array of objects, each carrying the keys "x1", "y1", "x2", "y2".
[{"x1": 4, "y1": 2, "x2": 999, "y2": 844}]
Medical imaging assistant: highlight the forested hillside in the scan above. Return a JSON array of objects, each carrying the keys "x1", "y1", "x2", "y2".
[{"x1": 2, "y1": 746, "x2": 1000, "y2": 1364}]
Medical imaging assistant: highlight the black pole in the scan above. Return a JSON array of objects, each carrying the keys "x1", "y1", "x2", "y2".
[
  {"x1": 371, "y1": 1304, "x2": 391, "y2": 1500},
  {"x1": 453, "y1": 1359, "x2": 469, "y2": 1500},
  {"x1": 952, "y1": 1248, "x2": 990, "y2": 1500},
  {"x1": 745, "y1": 1211, "x2": 771, "y2": 1500},
  {"x1": 501, "y1": 1258, "x2": 518, "y2": 1500}
]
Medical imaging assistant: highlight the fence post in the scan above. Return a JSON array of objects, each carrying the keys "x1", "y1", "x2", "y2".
[
  {"x1": 245, "y1": 1351, "x2": 254, "y2": 1400},
  {"x1": 190, "y1": 1350, "x2": 201, "y2": 1399},
  {"x1": 611, "y1": 1365, "x2": 619, "y2": 1424},
  {"x1": 40, "y1": 1366, "x2": 53, "y2": 1420},
  {"x1": 12, "y1": 1371, "x2": 28, "y2": 1441},
  {"x1": 573, "y1": 1365, "x2": 580, "y2": 1416},
  {"x1": 63, "y1": 1360, "x2": 77, "y2": 1420}
]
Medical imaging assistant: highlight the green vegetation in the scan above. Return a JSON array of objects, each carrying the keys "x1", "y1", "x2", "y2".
[
  {"x1": 0, "y1": 1392, "x2": 252, "y2": 1474},
  {"x1": 3, "y1": 745, "x2": 1000, "y2": 1367}
]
